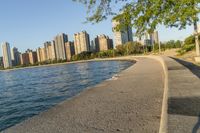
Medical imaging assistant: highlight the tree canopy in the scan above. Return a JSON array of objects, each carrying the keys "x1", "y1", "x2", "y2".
[{"x1": 73, "y1": 0, "x2": 200, "y2": 36}]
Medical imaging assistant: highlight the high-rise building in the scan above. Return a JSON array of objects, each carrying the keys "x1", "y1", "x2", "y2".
[
  {"x1": 74, "y1": 33, "x2": 81, "y2": 54},
  {"x1": 95, "y1": 35, "x2": 113, "y2": 52},
  {"x1": 44, "y1": 41, "x2": 56, "y2": 61},
  {"x1": 74, "y1": 31, "x2": 90, "y2": 55},
  {"x1": 143, "y1": 31, "x2": 159, "y2": 46},
  {"x1": 51, "y1": 40, "x2": 56, "y2": 60},
  {"x1": 37, "y1": 47, "x2": 47, "y2": 62},
  {"x1": 36, "y1": 47, "x2": 46, "y2": 62},
  {"x1": 54, "y1": 33, "x2": 68, "y2": 60},
  {"x1": 11, "y1": 47, "x2": 20, "y2": 66},
  {"x1": 20, "y1": 52, "x2": 30, "y2": 65},
  {"x1": 90, "y1": 40, "x2": 96, "y2": 52},
  {"x1": 36, "y1": 48, "x2": 42, "y2": 63},
  {"x1": 112, "y1": 19, "x2": 133, "y2": 47},
  {"x1": 65, "y1": 42, "x2": 75, "y2": 61},
  {"x1": 150, "y1": 31, "x2": 159, "y2": 44},
  {"x1": 44, "y1": 41, "x2": 51, "y2": 60},
  {"x1": 0, "y1": 57, "x2": 4, "y2": 67},
  {"x1": 41, "y1": 48, "x2": 47, "y2": 62},
  {"x1": 26, "y1": 49, "x2": 38, "y2": 64},
  {"x1": 1, "y1": 42, "x2": 12, "y2": 68}
]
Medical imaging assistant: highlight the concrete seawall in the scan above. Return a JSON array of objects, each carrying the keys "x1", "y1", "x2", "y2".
[{"x1": 4, "y1": 56, "x2": 165, "y2": 133}]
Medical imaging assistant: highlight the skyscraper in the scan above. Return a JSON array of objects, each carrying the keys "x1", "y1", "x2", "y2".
[
  {"x1": 65, "y1": 42, "x2": 75, "y2": 61},
  {"x1": 142, "y1": 31, "x2": 159, "y2": 46},
  {"x1": 44, "y1": 41, "x2": 57, "y2": 61},
  {"x1": 95, "y1": 35, "x2": 113, "y2": 52},
  {"x1": 0, "y1": 57, "x2": 3, "y2": 67},
  {"x1": 44, "y1": 41, "x2": 51, "y2": 60},
  {"x1": 51, "y1": 40, "x2": 57, "y2": 60},
  {"x1": 144, "y1": 33, "x2": 152, "y2": 46},
  {"x1": 1, "y1": 42, "x2": 12, "y2": 68},
  {"x1": 41, "y1": 48, "x2": 47, "y2": 62},
  {"x1": 11, "y1": 47, "x2": 20, "y2": 66},
  {"x1": 151, "y1": 31, "x2": 159, "y2": 44},
  {"x1": 74, "y1": 31, "x2": 90, "y2": 55},
  {"x1": 36, "y1": 47, "x2": 46, "y2": 62},
  {"x1": 54, "y1": 33, "x2": 68, "y2": 60},
  {"x1": 112, "y1": 19, "x2": 133, "y2": 47},
  {"x1": 36, "y1": 48, "x2": 42, "y2": 63},
  {"x1": 20, "y1": 52, "x2": 30, "y2": 65},
  {"x1": 26, "y1": 49, "x2": 38, "y2": 64},
  {"x1": 90, "y1": 40, "x2": 96, "y2": 52}
]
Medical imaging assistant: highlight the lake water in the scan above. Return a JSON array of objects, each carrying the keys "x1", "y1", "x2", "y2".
[{"x1": 0, "y1": 60, "x2": 133, "y2": 131}]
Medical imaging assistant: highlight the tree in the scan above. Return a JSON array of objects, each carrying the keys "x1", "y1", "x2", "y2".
[
  {"x1": 71, "y1": 51, "x2": 93, "y2": 61},
  {"x1": 124, "y1": 42, "x2": 143, "y2": 54},
  {"x1": 185, "y1": 35, "x2": 195, "y2": 44},
  {"x1": 73, "y1": 0, "x2": 200, "y2": 58}
]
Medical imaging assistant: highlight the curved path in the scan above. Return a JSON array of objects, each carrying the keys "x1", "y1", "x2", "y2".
[{"x1": 4, "y1": 57, "x2": 164, "y2": 133}]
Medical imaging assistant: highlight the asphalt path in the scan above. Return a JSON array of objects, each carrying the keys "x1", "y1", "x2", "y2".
[{"x1": 5, "y1": 57, "x2": 164, "y2": 133}]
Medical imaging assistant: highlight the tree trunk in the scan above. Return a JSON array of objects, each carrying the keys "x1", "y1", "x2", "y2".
[
  {"x1": 159, "y1": 41, "x2": 161, "y2": 54},
  {"x1": 194, "y1": 21, "x2": 200, "y2": 56}
]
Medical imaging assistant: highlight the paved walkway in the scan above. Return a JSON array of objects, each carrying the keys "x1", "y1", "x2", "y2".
[
  {"x1": 4, "y1": 58, "x2": 164, "y2": 133},
  {"x1": 163, "y1": 57, "x2": 200, "y2": 133}
]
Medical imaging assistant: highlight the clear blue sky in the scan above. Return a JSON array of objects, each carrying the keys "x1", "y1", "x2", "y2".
[{"x1": 0, "y1": 0, "x2": 194, "y2": 56}]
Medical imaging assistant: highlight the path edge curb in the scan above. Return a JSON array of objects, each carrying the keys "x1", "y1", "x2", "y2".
[{"x1": 148, "y1": 56, "x2": 168, "y2": 133}]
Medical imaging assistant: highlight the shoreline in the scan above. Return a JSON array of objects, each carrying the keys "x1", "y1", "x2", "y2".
[
  {"x1": 2, "y1": 56, "x2": 200, "y2": 132},
  {"x1": 4, "y1": 56, "x2": 166, "y2": 133},
  {"x1": 0, "y1": 56, "x2": 136, "y2": 72}
]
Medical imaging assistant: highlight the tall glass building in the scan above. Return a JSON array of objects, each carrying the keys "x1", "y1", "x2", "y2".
[{"x1": 1, "y1": 42, "x2": 12, "y2": 68}]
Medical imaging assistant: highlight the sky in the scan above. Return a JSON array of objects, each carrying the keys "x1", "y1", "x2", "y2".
[{"x1": 0, "y1": 0, "x2": 194, "y2": 56}]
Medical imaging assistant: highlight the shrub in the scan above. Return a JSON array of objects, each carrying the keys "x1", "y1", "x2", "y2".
[
  {"x1": 72, "y1": 51, "x2": 94, "y2": 61},
  {"x1": 177, "y1": 34, "x2": 199, "y2": 55},
  {"x1": 177, "y1": 43, "x2": 195, "y2": 55}
]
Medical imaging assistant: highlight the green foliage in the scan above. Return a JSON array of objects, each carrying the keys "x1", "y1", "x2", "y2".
[
  {"x1": 0, "y1": 66, "x2": 4, "y2": 70},
  {"x1": 125, "y1": 42, "x2": 144, "y2": 55},
  {"x1": 162, "y1": 40, "x2": 182, "y2": 49},
  {"x1": 70, "y1": 42, "x2": 143, "y2": 60},
  {"x1": 71, "y1": 51, "x2": 94, "y2": 61},
  {"x1": 115, "y1": 45, "x2": 126, "y2": 56},
  {"x1": 74, "y1": 0, "x2": 200, "y2": 36},
  {"x1": 184, "y1": 35, "x2": 195, "y2": 44},
  {"x1": 115, "y1": 42, "x2": 144, "y2": 56},
  {"x1": 153, "y1": 43, "x2": 160, "y2": 52},
  {"x1": 97, "y1": 50, "x2": 115, "y2": 58},
  {"x1": 177, "y1": 44, "x2": 195, "y2": 55},
  {"x1": 177, "y1": 34, "x2": 200, "y2": 55}
]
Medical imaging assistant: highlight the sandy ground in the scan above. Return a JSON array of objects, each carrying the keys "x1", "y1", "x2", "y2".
[{"x1": 161, "y1": 48, "x2": 199, "y2": 65}]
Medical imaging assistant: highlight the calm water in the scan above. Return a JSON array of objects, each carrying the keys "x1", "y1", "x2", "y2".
[{"x1": 0, "y1": 60, "x2": 133, "y2": 131}]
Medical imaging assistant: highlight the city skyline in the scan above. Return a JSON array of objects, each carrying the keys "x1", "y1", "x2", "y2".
[
  {"x1": 0, "y1": 30, "x2": 115, "y2": 68},
  {"x1": 0, "y1": 0, "x2": 194, "y2": 56}
]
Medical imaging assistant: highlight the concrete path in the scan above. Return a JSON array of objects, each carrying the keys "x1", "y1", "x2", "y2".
[
  {"x1": 163, "y1": 57, "x2": 200, "y2": 133},
  {"x1": 4, "y1": 58, "x2": 164, "y2": 133}
]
